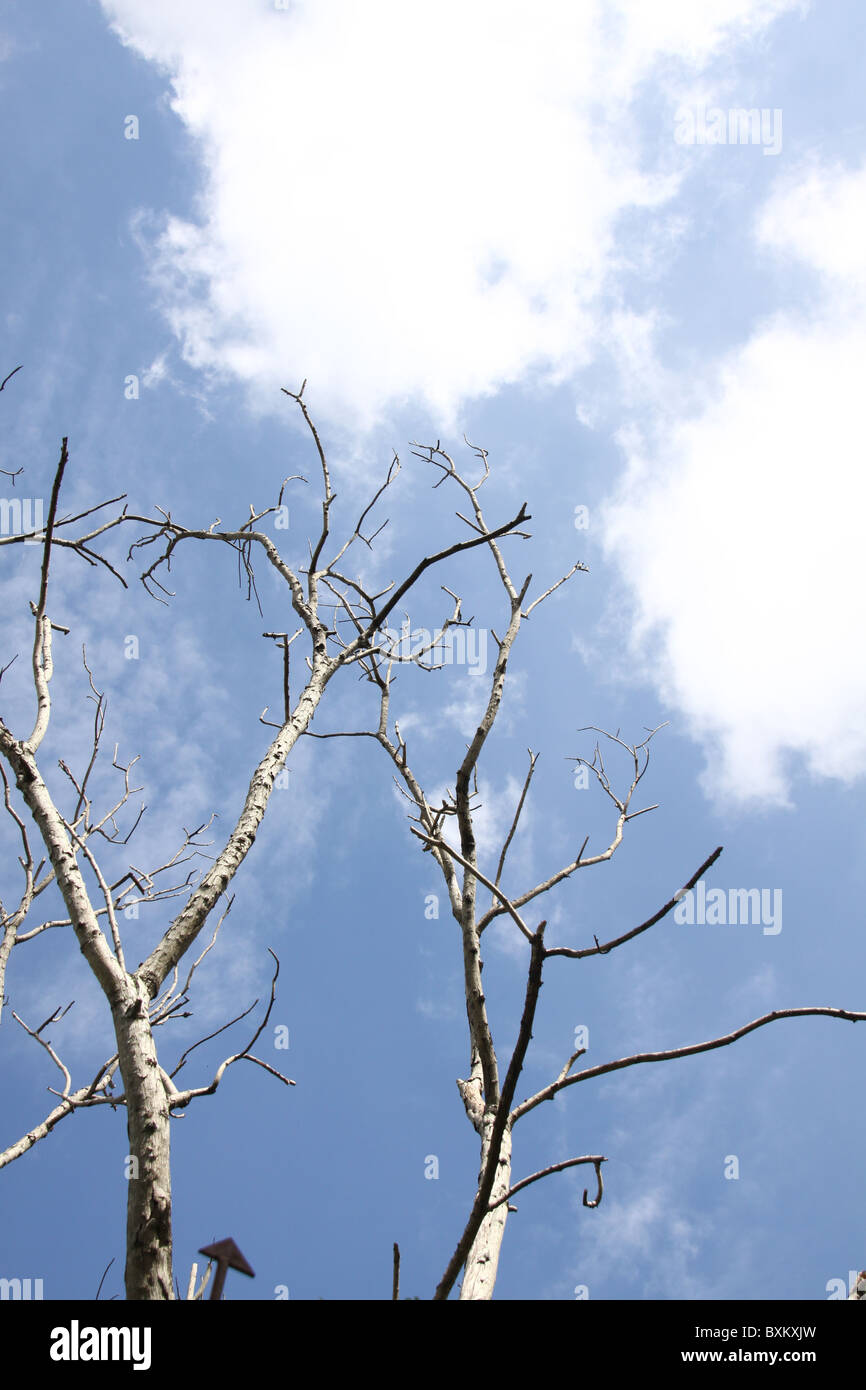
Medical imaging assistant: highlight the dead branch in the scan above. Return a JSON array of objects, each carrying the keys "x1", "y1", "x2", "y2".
[
  {"x1": 409, "y1": 825, "x2": 534, "y2": 943},
  {"x1": 544, "y1": 844, "x2": 724, "y2": 960},
  {"x1": 0, "y1": 364, "x2": 23, "y2": 393},
  {"x1": 166, "y1": 950, "x2": 295, "y2": 1110},
  {"x1": 487, "y1": 1155, "x2": 607, "y2": 1211},
  {"x1": 11, "y1": 1006, "x2": 75, "y2": 1098},
  {"x1": 0, "y1": 1055, "x2": 120, "y2": 1170},
  {"x1": 511, "y1": 1006, "x2": 866, "y2": 1124},
  {"x1": 477, "y1": 725, "x2": 667, "y2": 934}
]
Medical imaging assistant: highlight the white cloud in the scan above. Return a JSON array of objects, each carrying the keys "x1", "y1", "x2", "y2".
[
  {"x1": 755, "y1": 158, "x2": 866, "y2": 297},
  {"x1": 99, "y1": 0, "x2": 798, "y2": 430},
  {"x1": 603, "y1": 159, "x2": 866, "y2": 806}
]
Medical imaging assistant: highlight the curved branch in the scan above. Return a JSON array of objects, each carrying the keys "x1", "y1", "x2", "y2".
[
  {"x1": 167, "y1": 950, "x2": 295, "y2": 1109},
  {"x1": 0, "y1": 364, "x2": 23, "y2": 392},
  {"x1": 583, "y1": 1158, "x2": 604, "y2": 1209},
  {"x1": 11, "y1": 1006, "x2": 74, "y2": 1098},
  {"x1": 487, "y1": 1154, "x2": 606, "y2": 1211},
  {"x1": 512, "y1": 1006, "x2": 866, "y2": 1122}
]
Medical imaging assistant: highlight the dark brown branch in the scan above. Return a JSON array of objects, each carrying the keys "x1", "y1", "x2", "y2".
[
  {"x1": 544, "y1": 845, "x2": 723, "y2": 959},
  {"x1": 36, "y1": 439, "x2": 69, "y2": 617},
  {"x1": 167, "y1": 951, "x2": 294, "y2": 1109},
  {"x1": 0, "y1": 365, "x2": 23, "y2": 392},
  {"x1": 583, "y1": 1159, "x2": 604, "y2": 1208},
  {"x1": 512, "y1": 1006, "x2": 866, "y2": 1124},
  {"x1": 95, "y1": 1257, "x2": 115, "y2": 1301},
  {"x1": 487, "y1": 1155, "x2": 606, "y2": 1211},
  {"x1": 169, "y1": 999, "x2": 259, "y2": 1079}
]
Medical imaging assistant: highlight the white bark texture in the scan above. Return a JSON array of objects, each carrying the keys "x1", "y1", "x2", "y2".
[{"x1": 459, "y1": 1122, "x2": 512, "y2": 1301}]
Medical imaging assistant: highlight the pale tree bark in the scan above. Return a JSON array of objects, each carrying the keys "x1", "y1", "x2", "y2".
[
  {"x1": 1, "y1": 747, "x2": 174, "y2": 1300},
  {"x1": 458, "y1": 1116, "x2": 512, "y2": 1301},
  {"x1": 0, "y1": 381, "x2": 530, "y2": 1299}
]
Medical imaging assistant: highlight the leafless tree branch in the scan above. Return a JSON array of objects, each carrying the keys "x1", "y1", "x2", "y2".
[
  {"x1": 544, "y1": 844, "x2": 724, "y2": 960},
  {"x1": 488, "y1": 1155, "x2": 607, "y2": 1211}
]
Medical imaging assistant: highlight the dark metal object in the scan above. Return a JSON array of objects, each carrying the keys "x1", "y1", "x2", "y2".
[{"x1": 198, "y1": 1238, "x2": 255, "y2": 1301}]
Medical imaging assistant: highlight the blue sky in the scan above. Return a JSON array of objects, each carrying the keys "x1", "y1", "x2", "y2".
[{"x1": 1, "y1": 0, "x2": 865, "y2": 1301}]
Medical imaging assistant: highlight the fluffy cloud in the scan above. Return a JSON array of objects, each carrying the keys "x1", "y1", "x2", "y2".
[
  {"x1": 603, "y1": 160, "x2": 866, "y2": 805},
  {"x1": 100, "y1": 0, "x2": 797, "y2": 429}
]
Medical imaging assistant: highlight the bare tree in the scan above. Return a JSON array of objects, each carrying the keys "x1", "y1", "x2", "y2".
[
  {"x1": 2, "y1": 376, "x2": 864, "y2": 1301},
  {"x1": 0, "y1": 378, "x2": 528, "y2": 1299},
  {"x1": 307, "y1": 437, "x2": 866, "y2": 1301}
]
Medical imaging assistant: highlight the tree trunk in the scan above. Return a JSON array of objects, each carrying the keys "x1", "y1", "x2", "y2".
[
  {"x1": 460, "y1": 1118, "x2": 512, "y2": 1300},
  {"x1": 114, "y1": 983, "x2": 173, "y2": 1300}
]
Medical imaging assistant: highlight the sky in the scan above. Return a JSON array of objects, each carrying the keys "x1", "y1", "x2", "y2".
[{"x1": 1, "y1": 0, "x2": 865, "y2": 1302}]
